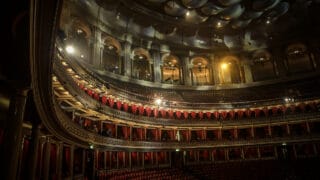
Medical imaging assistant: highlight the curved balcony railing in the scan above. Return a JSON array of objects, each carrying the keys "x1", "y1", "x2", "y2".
[
  {"x1": 54, "y1": 56, "x2": 320, "y2": 128},
  {"x1": 54, "y1": 98, "x2": 320, "y2": 149},
  {"x1": 59, "y1": 45, "x2": 320, "y2": 111}
]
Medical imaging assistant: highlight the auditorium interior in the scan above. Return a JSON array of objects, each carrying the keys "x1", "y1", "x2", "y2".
[{"x1": 2, "y1": 0, "x2": 320, "y2": 179}]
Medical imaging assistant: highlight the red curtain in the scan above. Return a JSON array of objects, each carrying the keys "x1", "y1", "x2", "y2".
[
  {"x1": 131, "y1": 104, "x2": 137, "y2": 114},
  {"x1": 245, "y1": 109, "x2": 252, "y2": 117},
  {"x1": 213, "y1": 112, "x2": 219, "y2": 119},
  {"x1": 238, "y1": 110, "x2": 244, "y2": 119},
  {"x1": 183, "y1": 111, "x2": 189, "y2": 119},
  {"x1": 271, "y1": 107, "x2": 278, "y2": 115},
  {"x1": 161, "y1": 109, "x2": 167, "y2": 118},
  {"x1": 108, "y1": 98, "x2": 114, "y2": 108},
  {"x1": 191, "y1": 112, "x2": 196, "y2": 119},
  {"x1": 123, "y1": 103, "x2": 128, "y2": 112},
  {"x1": 262, "y1": 108, "x2": 268, "y2": 117},
  {"x1": 79, "y1": 83, "x2": 84, "y2": 89},
  {"x1": 153, "y1": 108, "x2": 159, "y2": 117},
  {"x1": 229, "y1": 111, "x2": 235, "y2": 119},
  {"x1": 101, "y1": 96, "x2": 107, "y2": 105},
  {"x1": 94, "y1": 92, "x2": 99, "y2": 100},
  {"x1": 168, "y1": 110, "x2": 174, "y2": 119},
  {"x1": 206, "y1": 112, "x2": 212, "y2": 119},
  {"x1": 116, "y1": 101, "x2": 122, "y2": 110},
  {"x1": 221, "y1": 111, "x2": 227, "y2": 120},
  {"x1": 280, "y1": 105, "x2": 287, "y2": 113},
  {"x1": 199, "y1": 112, "x2": 204, "y2": 119},
  {"x1": 176, "y1": 111, "x2": 182, "y2": 119},
  {"x1": 254, "y1": 109, "x2": 261, "y2": 118},
  {"x1": 138, "y1": 106, "x2": 144, "y2": 115},
  {"x1": 145, "y1": 107, "x2": 152, "y2": 116}
]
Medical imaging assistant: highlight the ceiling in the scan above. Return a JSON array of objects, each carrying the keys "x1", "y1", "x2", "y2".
[{"x1": 96, "y1": 0, "x2": 320, "y2": 52}]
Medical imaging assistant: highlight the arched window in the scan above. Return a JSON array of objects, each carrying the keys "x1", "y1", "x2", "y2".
[
  {"x1": 190, "y1": 57, "x2": 212, "y2": 85},
  {"x1": 286, "y1": 43, "x2": 313, "y2": 73},
  {"x1": 218, "y1": 56, "x2": 241, "y2": 84},
  {"x1": 161, "y1": 54, "x2": 181, "y2": 84},
  {"x1": 132, "y1": 48, "x2": 153, "y2": 81},
  {"x1": 102, "y1": 36, "x2": 122, "y2": 74}
]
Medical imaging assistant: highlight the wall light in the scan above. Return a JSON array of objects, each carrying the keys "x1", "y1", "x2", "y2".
[{"x1": 65, "y1": 45, "x2": 75, "y2": 54}]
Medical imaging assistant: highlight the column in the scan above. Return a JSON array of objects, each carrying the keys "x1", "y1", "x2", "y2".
[
  {"x1": 212, "y1": 59, "x2": 220, "y2": 85},
  {"x1": 142, "y1": 152, "x2": 145, "y2": 167},
  {"x1": 43, "y1": 138, "x2": 51, "y2": 180},
  {"x1": 274, "y1": 146, "x2": 278, "y2": 159},
  {"x1": 257, "y1": 147, "x2": 261, "y2": 159},
  {"x1": 151, "y1": 43, "x2": 161, "y2": 83},
  {"x1": 182, "y1": 56, "x2": 192, "y2": 85},
  {"x1": 57, "y1": 142, "x2": 63, "y2": 180},
  {"x1": 129, "y1": 152, "x2": 132, "y2": 169},
  {"x1": 243, "y1": 63, "x2": 253, "y2": 83},
  {"x1": 241, "y1": 148, "x2": 245, "y2": 160},
  {"x1": 26, "y1": 120, "x2": 41, "y2": 180},
  {"x1": 91, "y1": 27, "x2": 102, "y2": 68},
  {"x1": 70, "y1": 145, "x2": 74, "y2": 179},
  {"x1": 2, "y1": 89, "x2": 29, "y2": 180},
  {"x1": 130, "y1": 126, "x2": 132, "y2": 141},
  {"x1": 123, "y1": 41, "x2": 132, "y2": 77}
]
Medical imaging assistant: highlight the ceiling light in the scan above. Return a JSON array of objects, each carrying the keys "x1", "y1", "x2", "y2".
[
  {"x1": 139, "y1": 55, "x2": 144, "y2": 59},
  {"x1": 80, "y1": 54, "x2": 84, "y2": 58},
  {"x1": 186, "y1": 11, "x2": 190, "y2": 16},
  {"x1": 217, "y1": 22, "x2": 222, "y2": 28},
  {"x1": 266, "y1": 20, "x2": 270, "y2": 24},
  {"x1": 65, "y1": 45, "x2": 75, "y2": 54}
]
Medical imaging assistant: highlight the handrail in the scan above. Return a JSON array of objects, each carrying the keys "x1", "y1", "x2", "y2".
[
  {"x1": 54, "y1": 100, "x2": 320, "y2": 149},
  {"x1": 54, "y1": 56, "x2": 320, "y2": 128}
]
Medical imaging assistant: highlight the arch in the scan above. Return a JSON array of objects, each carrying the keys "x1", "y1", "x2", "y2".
[
  {"x1": 286, "y1": 43, "x2": 313, "y2": 73},
  {"x1": 218, "y1": 55, "x2": 241, "y2": 84},
  {"x1": 131, "y1": 48, "x2": 153, "y2": 81},
  {"x1": 67, "y1": 18, "x2": 92, "y2": 61},
  {"x1": 190, "y1": 56, "x2": 212, "y2": 85},
  {"x1": 102, "y1": 35, "x2": 122, "y2": 74},
  {"x1": 252, "y1": 49, "x2": 271, "y2": 62},
  {"x1": 71, "y1": 18, "x2": 92, "y2": 39},
  {"x1": 131, "y1": 48, "x2": 152, "y2": 61},
  {"x1": 251, "y1": 49, "x2": 276, "y2": 81},
  {"x1": 161, "y1": 54, "x2": 181, "y2": 84},
  {"x1": 102, "y1": 36, "x2": 122, "y2": 54}
]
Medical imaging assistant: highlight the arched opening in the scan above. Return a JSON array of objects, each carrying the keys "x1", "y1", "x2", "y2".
[
  {"x1": 67, "y1": 19, "x2": 91, "y2": 61},
  {"x1": 190, "y1": 57, "x2": 212, "y2": 85},
  {"x1": 161, "y1": 54, "x2": 181, "y2": 84},
  {"x1": 251, "y1": 49, "x2": 276, "y2": 81},
  {"x1": 218, "y1": 56, "x2": 241, "y2": 84},
  {"x1": 132, "y1": 48, "x2": 153, "y2": 81},
  {"x1": 286, "y1": 43, "x2": 313, "y2": 73},
  {"x1": 102, "y1": 36, "x2": 122, "y2": 74}
]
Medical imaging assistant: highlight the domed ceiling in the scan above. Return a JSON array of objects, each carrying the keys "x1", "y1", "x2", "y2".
[{"x1": 95, "y1": 0, "x2": 320, "y2": 51}]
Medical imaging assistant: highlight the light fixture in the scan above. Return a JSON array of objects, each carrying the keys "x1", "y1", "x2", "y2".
[
  {"x1": 176, "y1": 149, "x2": 180, "y2": 152},
  {"x1": 266, "y1": 20, "x2": 270, "y2": 24},
  {"x1": 80, "y1": 54, "x2": 84, "y2": 58},
  {"x1": 89, "y1": 144, "x2": 94, "y2": 149},
  {"x1": 155, "y1": 98, "x2": 162, "y2": 106},
  {"x1": 221, "y1": 63, "x2": 228, "y2": 69},
  {"x1": 217, "y1": 22, "x2": 222, "y2": 28},
  {"x1": 65, "y1": 45, "x2": 75, "y2": 54},
  {"x1": 186, "y1": 11, "x2": 190, "y2": 16},
  {"x1": 139, "y1": 55, "x2": 144, "y2": 59}
]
